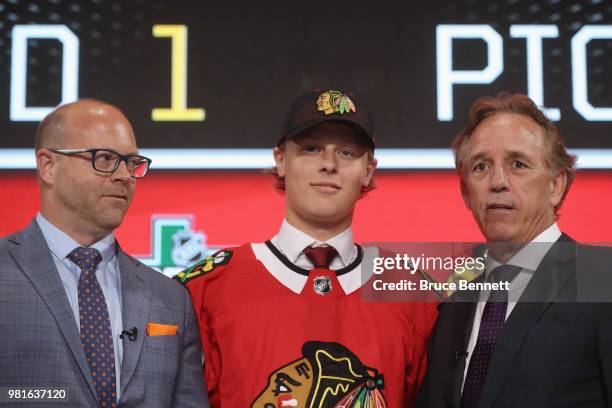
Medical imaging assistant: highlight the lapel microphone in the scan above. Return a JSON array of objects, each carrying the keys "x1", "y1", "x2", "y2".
[{"x1": 120, "y1": 327, "x2": 138, "y2": 341}]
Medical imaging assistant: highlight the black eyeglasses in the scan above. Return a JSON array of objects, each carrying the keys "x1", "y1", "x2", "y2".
[{"x1": 49, "y1": 148, "x2": 152, "y2": 179}]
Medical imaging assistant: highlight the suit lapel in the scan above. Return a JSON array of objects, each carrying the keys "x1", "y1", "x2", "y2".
[
  {"x1": 477, "y1": 235, "x2": 576, "y2": 408},
  {"x1": 118, "y1": 249, "x2": 151, "y2": 396},
  {"x1": 448, "y1": 301, "x2": 477, "y2": 407},
  {"x1": 449, "y1": 281, "x2": 482, "y2": 408},
  {"x1": 8, "y1": 221, "x2": 99, "y2": 402}
]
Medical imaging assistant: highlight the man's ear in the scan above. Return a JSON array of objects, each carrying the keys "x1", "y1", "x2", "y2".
[
  {"x1": 550, "y1": 170, "x2": 568, "y2": 208},
  {"x1": 273, "y1": 146, "x2": 286, "y2": 177},
  {"x1": 36, "y1": 149, "x2": 58, "y2": 185},
  {"x1": 362, "y1": 157, "x2": 377, "y2": 187}
]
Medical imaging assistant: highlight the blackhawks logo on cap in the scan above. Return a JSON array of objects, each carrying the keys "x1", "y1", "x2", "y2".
[{"x1": 316, "y1": 90, "x2": 356, "y2": 115}]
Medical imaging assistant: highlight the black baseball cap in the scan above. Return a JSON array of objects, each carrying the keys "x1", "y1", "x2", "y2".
[{"x1": 278, "y1": 88, "x2": 375, "y2": 150}]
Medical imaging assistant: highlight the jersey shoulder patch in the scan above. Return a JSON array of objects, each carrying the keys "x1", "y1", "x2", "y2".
[{"x1": 173, "y1": 249, "x2": 233, "y2": 285}]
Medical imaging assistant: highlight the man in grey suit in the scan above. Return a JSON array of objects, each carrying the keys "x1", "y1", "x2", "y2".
[{"x1": 0, "y1": 99, "x2": 209, "y2": 407}]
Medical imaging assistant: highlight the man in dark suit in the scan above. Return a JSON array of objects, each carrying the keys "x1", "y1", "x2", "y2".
[
  {"x1": 416, "y1": 93, "x2": 612, "y2": 408},
  {"x1": 0, "y1": 100, "x2": 209, "y2": 407}
]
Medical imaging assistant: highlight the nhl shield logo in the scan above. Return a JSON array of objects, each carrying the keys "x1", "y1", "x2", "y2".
[
  {"x1": 313, "y1": 276, "x2": 332, "y2": 295},
  {"x1": 171, "y1": 229, "x2": 207, "y2": 267}
]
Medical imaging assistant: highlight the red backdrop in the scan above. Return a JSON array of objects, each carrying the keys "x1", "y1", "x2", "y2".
[{"x1": 1, "y1": 171, "x2": 610, "y2": 255}]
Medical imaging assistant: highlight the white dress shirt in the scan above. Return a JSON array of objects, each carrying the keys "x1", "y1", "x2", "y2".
[
  {"x1": 36, "y1": 213, "x2": 124, "y2": 399},
  {"x1": 462, "y1": 223, "x2": 562, "y2": 391},
  {"x1": 251, "y1": 219, "x2": 377, "y2": 294}
]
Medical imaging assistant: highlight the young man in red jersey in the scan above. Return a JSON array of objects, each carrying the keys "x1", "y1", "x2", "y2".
[{"x1": 175, "y1": 89, "x2": 437, "y2": 407}]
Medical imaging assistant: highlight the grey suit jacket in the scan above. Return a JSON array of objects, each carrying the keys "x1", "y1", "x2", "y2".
[{"x1": 0, "y1": 220, "x2": 209, "y2": 407}]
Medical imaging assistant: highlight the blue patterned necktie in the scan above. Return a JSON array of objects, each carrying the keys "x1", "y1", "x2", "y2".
[
  {"x1": 461, "y1": 264, "x2": 522, "y2": 408},
  {"x1": 69, "y1": 247, "x2": 117, "y2": 408}
]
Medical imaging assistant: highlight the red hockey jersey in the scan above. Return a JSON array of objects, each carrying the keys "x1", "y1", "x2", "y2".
[{"x1": 176, "y1": 242, "x2": 438, "y2": 408}]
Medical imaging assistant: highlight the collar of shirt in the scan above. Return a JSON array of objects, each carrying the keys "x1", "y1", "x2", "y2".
[
  {"x1": 250, "y1": 242, "x2": 377, "y2": 295},
  {"x1": 36, "y1": 212, "x2": 117, "y2": 269},
  {"x1": 485, "y1": 223, "x2": 562, "y2": 275},
  {"x1": 272, "y1": 219, "x2": 357, "y2": 268},
  {"x1": 484, "y1": 222, "x2": 562, "y2": 303}
]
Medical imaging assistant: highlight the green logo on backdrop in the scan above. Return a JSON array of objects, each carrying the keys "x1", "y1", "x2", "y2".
[{"x1": 136, "y1": 216, "x2": 210, "y2": 277}]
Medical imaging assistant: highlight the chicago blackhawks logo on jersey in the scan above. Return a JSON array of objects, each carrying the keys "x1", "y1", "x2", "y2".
[
  {"x1": 251, "y1": 341, "x2": 386, "y2": 408},
  {"x1": 173, "y1": 249, "x2": 233, "y2": 284}
]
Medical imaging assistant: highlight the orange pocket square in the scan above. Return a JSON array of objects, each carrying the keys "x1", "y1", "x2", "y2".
[{"x1": 146, "y1": 322, "x2": 178, "y2": 336}]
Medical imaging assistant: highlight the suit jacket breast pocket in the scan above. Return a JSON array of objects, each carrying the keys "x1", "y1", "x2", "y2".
[
  {"x1": 145, "y1": 333, "x2": 182, "y2": 352},
  {"x1": 142, "y1": 333, "x2": 183, "y2": 399}
]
